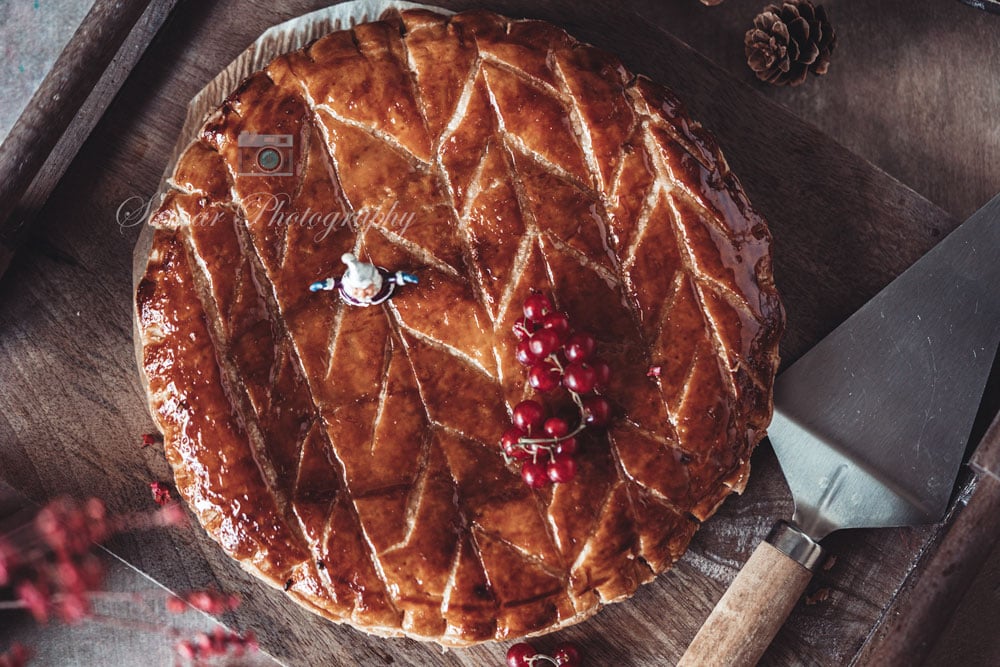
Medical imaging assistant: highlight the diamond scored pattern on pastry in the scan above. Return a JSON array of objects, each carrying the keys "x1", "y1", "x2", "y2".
[{"x1": 136, "y1": 9, "x2": 782, "y2": 646}]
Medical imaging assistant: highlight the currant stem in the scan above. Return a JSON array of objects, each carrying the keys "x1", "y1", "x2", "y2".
[
  {"x1": 504, "y1": 350, "x2": 594, "y2": 465},
  {"x1": 504, "y1": 310, "x2": 610, "y2": 483},
  {"x1": 545, "y1": 354, "x2": 586, "y2": 412},
  {"x1": 516, "y1": 422, "x2": 586, "y2": 446}
]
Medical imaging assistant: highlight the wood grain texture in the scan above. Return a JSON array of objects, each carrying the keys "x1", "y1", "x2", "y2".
[
  {"x1": 856, "y1": 466, "x2": 1000, "y2": 665},
  {"x1": 854, "y1": 410, "x2": 1000, "y2": 665},
  {"x1": 678, "y1": 542, "x2": 813, "y2": 667},
  {"x1": 0, "y1": 0, "x2": 164, "y2": 276},
  {"x1": 4, "y1": 0, "x2": 180, "y2": 279},
  {"x1": 0, "y1": 1, "x2": 996, "y2": 665},
  {"x1": 627, "y1": 0, "x2": 1000, "y2": 223}
]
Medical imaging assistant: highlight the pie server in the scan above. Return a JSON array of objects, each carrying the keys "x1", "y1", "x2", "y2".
[{"x1": 679, "y1": 193, "x2": 1000, "y2": 667}]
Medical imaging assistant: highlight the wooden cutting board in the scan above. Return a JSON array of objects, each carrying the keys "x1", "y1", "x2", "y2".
[{"x1": 1, "y1": 1, "x2": 996, "y2": 665}]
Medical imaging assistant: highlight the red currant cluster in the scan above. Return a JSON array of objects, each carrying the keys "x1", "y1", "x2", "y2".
[
  {"x1": 506, "y1": 640, "x2": 583, "y2": 667},
  {"x1": 502, "y1": 293, "x2": 612, "y2": 488}
]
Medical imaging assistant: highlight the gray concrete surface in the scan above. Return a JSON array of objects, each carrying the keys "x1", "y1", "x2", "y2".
[{"x1": 0, "y1": 0, "x2": 97, "y2": 138}]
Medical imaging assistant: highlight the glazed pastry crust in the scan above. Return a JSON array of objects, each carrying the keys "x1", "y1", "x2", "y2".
[{"x1": 135, "y1": 8, "x2": 783, "y2": 646}]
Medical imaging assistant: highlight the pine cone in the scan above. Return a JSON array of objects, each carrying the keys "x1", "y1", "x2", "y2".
[{"x1": 745, "y1": 1, "x2": 836, "y2": 87}]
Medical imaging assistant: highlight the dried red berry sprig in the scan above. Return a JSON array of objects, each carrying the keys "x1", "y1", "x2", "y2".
[
  {"x1": 1, "y1": 497, "x2": 111, "y2": 624},
  {"x1": 507, "y1": 640, "x2": 583, "y2": 667},
  {"x1": 0, "y1": 644, "x2": 30, "y2": 667},
  {"x1": 0, "y1": 496, "x2": 191, "y2": 626},
  {"x1": 150, "y1": 481, "x2": 173, "y2": 506},
  {"x1": 501, "y1": 293, "x2": 613, "y2": 488},
  {"x1": 166, "y1": 590, "x2": 241, "y2": 616},
  {"x1": 175, "y1": 628, "x2": 258, "y2": 663},
  {"x1": 0, "y1": 492, "x2": 248, "y2": 666}
]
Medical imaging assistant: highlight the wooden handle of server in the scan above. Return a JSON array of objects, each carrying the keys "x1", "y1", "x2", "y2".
[{"x1": 677, "y1": 540, "x2": 814, "y2": 667}]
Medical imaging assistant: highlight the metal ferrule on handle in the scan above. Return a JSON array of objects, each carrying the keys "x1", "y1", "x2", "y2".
[{"x1": 766, "y1": 520, "x2": 825, "y2": 571}]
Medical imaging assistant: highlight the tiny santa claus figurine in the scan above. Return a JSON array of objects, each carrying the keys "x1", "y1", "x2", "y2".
[{"x1": 309, "y1": 253, "x2": 418, "y2": 307}]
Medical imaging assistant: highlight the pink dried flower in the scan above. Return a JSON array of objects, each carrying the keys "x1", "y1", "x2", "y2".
[
  {"x1": 167, "y1": 590, "x2": 240, "y2": 615},
  {"x1": 155, "y1": 502, "x2": 186, "y2": 528},
  {"x1": 3, "y1": 498, "x2": 112, "y2": 629},
  {"x1": 83, "y1": 499, "x2": 109, "y2": 541},
  {"x1": 0, "y1": 537, "x2": 18, "y2": 586},
  {"x1": 188, "y1": 590, "x2": 240, "y2": 615},
  {"x1": 647, "y1": 365, "x2": 662, "y2": 378},
  {"x1": 48, "y1": 554, "x2": 105, "y2": 599},
  {"x1": 0, "y1": 643, "x2": 31, "y2": 667},
  {"x1": 53, "y1": 560, "x2": 85, "y2": 594},
  {"x1": 55, "y1": 591, "x2": 90, "y2": 624},
  {"x1": 3, "y1": 492, "x2": 247, "y2": 664},
  {"x1": 150, "y1": 482, "x2": 172, "y2": 507},
  {"x1": 175, "y1": 641, "x2": 196, "y2": 661},
  {"x1": 75, "y1": 554, "x2": 106, "y2": 590},
  {"x1": 34, "y1": 497, "x2": 108, "y2": 557},
  {"x1": 117, "y1": 501, "x2": 187, "y2": 533},
  {"x1": 175, "y1": 629, "x2": 258, "y2": 662},
  {"x1": 15, "y1": 579, "x2": 51, "y2": 624}
]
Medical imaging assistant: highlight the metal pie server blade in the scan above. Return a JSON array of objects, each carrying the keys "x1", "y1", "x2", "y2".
[{"x1": 679, "y1": 193, "x2": 1000, "y2": 667}]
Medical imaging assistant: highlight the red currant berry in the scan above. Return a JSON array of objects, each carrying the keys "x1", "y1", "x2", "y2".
[
  {"x1": 501, "y1": 427, "x2": 528, "y2": 459},
  {"x1": 528, "y1": 329, "x2": 561, "y2": 358},
  {"x1": 513, "y1": 400, "x2": 546, "y2": 432},
  {"x1": 521, "y1": 461, "x2": 550, "y2": 488},
  {"x1": 553, "y1": 641, "x2": 582, "y2": 666},
  {"x1": 506, "y1": 642, "x2": 537, "y2": 667},
  {"x1": 547, "y1": 454, "x2": 577, "y2": 483},
  {"x1": 564, "y1": 332, "x2": 596, "y2": 362},
  {"x1": 563, "y1": 362, "x2": 597, "y2": 394},
  {"x1": 501, "y1": 427, "x2": 524, "y2": 449},
  {"x1": 543, "y1": 417, "x2": 570, "y2": 439},
  {"x1": 555, "y1": 437, "x2": 578, "y2": 455},
  {"x1": 591, "y1": 358, "x2": 612, "y2": 389},
  {"x1": 511, "y1": 444, "x2": 533, "y2": 460},
  {"x1": 529, "y1": 363, "x2": 561, "y2": 393},
  {"x1": 513, "y1": 317, "x2": 533, "y2": 341},
  {"x1": 540, "y1": 312, "x2": 571, "y2": 341},
  {"x1": 582, "y1": 396, "x2": 611, "y2": 427},
  {"x1": 516, "y1": 340, "x2": 539, "y2": 366},
  {"x1": 523, "y1": 293, "x2": 553, "y2": 323}
]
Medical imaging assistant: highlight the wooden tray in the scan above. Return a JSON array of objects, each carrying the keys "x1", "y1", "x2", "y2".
[
  {"x1": 0, "y1": 0, "x2": 180, "y2": 278},
  {"x1": 2, "y1": 1, "x2": 998, "y2": 665}
]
